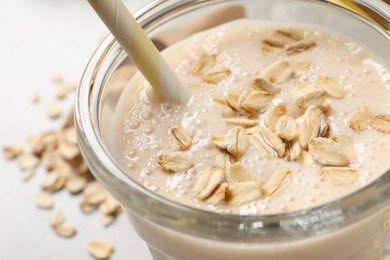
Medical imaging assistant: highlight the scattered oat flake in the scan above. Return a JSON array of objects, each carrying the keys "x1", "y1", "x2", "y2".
[
  {"x1": 100, "y1": 214, "x2": 115, "y2": 227},
  {"x1": 80, "y1": 200, "x2": 97, "y2": 214},
  {"x1": 244, "y1": 126, "x2": 259, "y2": 135},
  {"x1": 63, "y1": 127, "x2": 78, "y2": 145},
  {"x1": 240, "y1": 90, "x2": 274, "y2": 113},
  {"x1": 276, "y1": 28, "x2": 304, "y2": 41},
  {"x1": 290, "y1": 82, "x2": 318, "y2": 100},
  {"x1": 345, "y1": 106, "x2": 369, "y2": 132},
  {"x1": 65, "y1": 175, "x2": 88, "y2": 194},
  {"x1": 83, "y1": 182, "x2": 107, "y2": 206},
  {"x1": 319, "y1": 101, "x2": 331, "y2": 114},
  {"x1": 3, "y1": 145, "x2": 23, "y2": 160},
  {"x1": 223, "y1": 117, "x2": 258, "y2": 127},
  {"x1": 369, "y1": 114, "x2": 390, "y2": 134},
  {"x1": 261, "y1": 60, "x2": 293, "y2": 84},
  {"x1": 51, "y1": 171, "x2": 69, "y2": 192},
  {"x1": 252, "y1": 128, "x2": 286, "y2": 158},
  {"x1": 286, "y1": 40, "x2": 316, "y2": 55},
  {"x1": 289, "y1": 60, "x2": 311, "y2": 76},
  {"x1": 41, "y1": 151, "x2": 60, "y2": 171},
  {"x1": 211, "y1": 135, "x2": 227, "y2": 150},
  {"x1": 298, "y1": 105, "x2": 328, "y2": 149},
  {"x1": 212, "y1": 96, "x2": 226, "y2": 105},
  {"x1": 227, "y1": 162, "x2": 255, "y2": 184},
  {"x1": 193, "y1": 167, "x2": 225, "y2": 200},
  {"x1": 55, "y1": 85, "x2": 68, "y2": 99},
  {"x1": 203, "y1": 66, "x2": 231, "y2": 84},
  {"x1": 237, "y1": 89, "x2": 251, "y2": 108},
  {"x1": 31, "y1": 93, "x2": 40, "y2": 104},
  {"x1": 225, "y1": 126, "x2": 249, "y2": 157},
  {"x1": 58, "y1": 142, "x2": 80, "y2": 160},
  {"x1": 295, "y1": 89, "x2": 328, "y2": 110},
  {"x1": 35, "y1": 192, "x2": 54, "y2": 209},
  {"x1": 263, "y1": 34, "x2": 295, "y2": 48},
  {"x1": 50, "y1": 73, "x2": 63, "y2": 83},
  {"x1": 285, "y1": 140, "x2": 302, "y2": 162},
  {"x1": 215, "y1": 151, "x2": 232, "y2": 170},
  {"x1": 54, "y1": 224, "x2": 77, "y2": 238},
  {"x1": 225, "y1": 92, "x2": 241, "y2": 111},
  {"x1": 192, "y1": 54, "x2": 217, "y2": 76},
  {"x1": 169, "y1": 127, "x2": 192, "y2": 150},
  {"x1": 316, "y1": 76, "x2": 346, "y2": 98},
  {"x1": 275, "y1": 114, "x2": 299, "y2": 141},
  {"x1": 320, "y1": 167, "x2": 358, "y2": 185},
  {"x1": 229, "y1": 182, "x2": 263, "y2": 205},
  {"x1": 30, "y1": 138, "x2": 45, "y2": 156},
  {"x1": 299, "y1": 150, "x2": 315, "y2": 168},
  {"x1": 221, "y1": 104, "x2": 236, "y2": 118},
  {"x1": 99, "y1": 198, "x2": 121, "y2": 216},
  {"x1": 22, "y1": 169, "x2": 35, "y2": 181},
  {"x1": 207, "y1": 182, "x2": 228, "y2": 205},
  {"x1": 41, "y1": 131, "x2": 59, "y2": 147},
  {"x1": 49, "y1": 209, "x2": 64, "y2": 227},
  {"x1": 331, "y1": 134, "x2": 355, "y2": 161},
  {"x1": 87, "y1": 240, "x2": 114, "y2": 260},
  {"x1": 264, "y1": 104, "x2": 287, "y2": 132},
  {"x1": 47, "y1": 103, "x2": 61, "y2": 119},
  {"x1": 252, "y1": 77, "x2": 280, "y2": 94},
  {"x1": 17, "y1": 154, "x2": 40, "y2": 170},
  {"x1": 40, "y1": 170, "x2": 67, "y2": 193},
  {"x1": 263, "y1": 168, "x2": 291, "y2": 196},
  {"x1": 260, "y1": 46, "x2": 285, "y2": 55},
  {"x1": 308, "y1": 137, "x2": 349, "y2": 166},
  {"x1": 158, "y1": 152, "x2": 193, "y2": 172},
  {"x1": 63, "y1": 110, "x2": 75, "y2": 128}
]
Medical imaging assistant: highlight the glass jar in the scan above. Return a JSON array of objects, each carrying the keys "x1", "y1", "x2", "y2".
[{"x1": 75, "y1": 1, "x2": 390, "y2": 259}]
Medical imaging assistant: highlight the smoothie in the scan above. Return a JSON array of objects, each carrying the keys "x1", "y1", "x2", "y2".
[{"x1": 113, "y1": 20, "x2": 390, "y2": 216}]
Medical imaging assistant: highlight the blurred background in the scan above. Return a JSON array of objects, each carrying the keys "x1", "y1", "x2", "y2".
[{"x1": 0, "y1": 1, "x2": 152, "y2": 259}]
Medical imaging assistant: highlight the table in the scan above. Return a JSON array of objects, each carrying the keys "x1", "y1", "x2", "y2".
[{"x1": 0, "y1": 1, "x2": 152, "y2": 259}]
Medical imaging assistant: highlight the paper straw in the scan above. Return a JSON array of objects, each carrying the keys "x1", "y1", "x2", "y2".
[{"x1": 88, "y1": 0, "x2": 190, "y2": 103}]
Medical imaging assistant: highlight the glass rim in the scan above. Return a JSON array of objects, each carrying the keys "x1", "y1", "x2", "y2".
[{"x1": 75, "y1": 0, "x2": 390, "y2": 242}]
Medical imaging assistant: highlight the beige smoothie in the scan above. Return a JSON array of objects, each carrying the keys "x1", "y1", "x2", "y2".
[{"x1": 112, "y1": 20, "x2": 390, "y2": 259}]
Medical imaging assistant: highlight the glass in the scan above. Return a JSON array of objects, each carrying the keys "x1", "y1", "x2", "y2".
[{"x1": 75, "y1": 0, "x2": 390, "y2": 259}]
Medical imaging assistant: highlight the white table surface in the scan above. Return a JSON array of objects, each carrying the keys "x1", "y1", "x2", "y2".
[{"x1": 0, "y1": 1, "x2": 152, "y2": 259}]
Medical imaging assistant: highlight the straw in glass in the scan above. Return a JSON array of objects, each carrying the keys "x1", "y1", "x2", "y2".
[{"x1": 87, "y1": 0, "x2": 190, "y2": 103}]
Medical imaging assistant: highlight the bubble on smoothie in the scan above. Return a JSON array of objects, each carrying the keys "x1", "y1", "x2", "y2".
[
  {"x1": 141, "y1": 168, "x2": 153, "y2": 177},
  {"x1": 285, "y1": 195, "x2": 294, "y2": 202},
  {"x1": 127, "y1": 162, "x2": 137, "y2": 170},
  {"x1": 143, "y1": 125, "x2": 154, "y2": 135},
  {"x1": 304, "y1": 196, "x2": 312, "y2": 203},
  {"x1": 142, "y1": 111, "x2": 154, "y2": 120},
  {"x1": 126, "y1": 147, "x2": 138, "y2": 158}
]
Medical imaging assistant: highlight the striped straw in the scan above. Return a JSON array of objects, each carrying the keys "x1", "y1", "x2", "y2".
[{"x1": 88, "y1": 0, "x2": 190, "y2": 103}]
